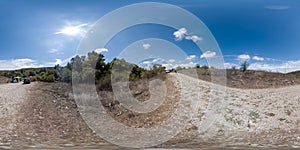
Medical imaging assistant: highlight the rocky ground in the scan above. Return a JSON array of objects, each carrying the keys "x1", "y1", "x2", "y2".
[
  {"x1": 170, "y1": 73, "x2": 300, "y2": 148},
  {"x1": 0, "y1": 76, "x2": 9, "y2": 84},
  {"x1": 179, "y1": 69, "x2": 300, "y2": 89},
  {"x1": 0, "y1": 82, "x2": 31, "y2": 143},
  {"x1": 0, "y1": 73, "x2": 300, "y2": 149}
]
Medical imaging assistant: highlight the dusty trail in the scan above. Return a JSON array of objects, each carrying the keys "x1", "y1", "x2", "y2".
[
  {"x1": 0, "y1": 74, "x2": 300, "y2": 149},
  {"x1": 173, "y1": 73, "x2": 300, "y2": 146},
  {"x1": 0, "y1": 82, "x2": 33, "y2": 143}
]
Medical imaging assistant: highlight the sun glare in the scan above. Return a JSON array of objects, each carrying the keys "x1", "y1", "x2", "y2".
[
  {"x1": 60, "y1": 26, "x2": 80, "y2": 36},
  {"x1": 55, "y1": 24, "x2": 87, "y2": 36}
]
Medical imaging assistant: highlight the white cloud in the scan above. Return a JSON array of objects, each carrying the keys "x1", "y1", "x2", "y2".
[
  {"x1": 45, "y1": 58, "x2": 70, "y2": 66},
  {"x1": 185, "y1": 35, "x2": 202, "y2": 42},
  {"x1": 48, "y1": 48, "x2": 59, "y2": 54},
  {"x1": 173, "y1": 28, "x2": 187, "y2": 41},
  {"x1": 142, "y1": 43, "x2": 151, "y2": 50},
  {"x1": 224, "y1": 62, "x2": 239, "y2": 69},
  {"x1": 55, "y1": 59, "x2": 62, "y2": 65},
  {"x1": 139, "y1": 58, "x2": 165, "y2": 67},
  {"x1": 201, "y1": 51, "x2": 216, "y2": 59},
  {"x1": 173, "y1": 28, "x2": 202, "y2": 43},
  {"x1": 94, "y1": 48, "x2": 108, "y2": 53},
  {"x1": 0, "y1": 58, "x2": 43, "y2": 70},
  {"x1": 168, "y1": 59, "x2": 176, "y2": 63},
  {"x1": 162, "y1": 62, "x2": 196, "y2": 70},
  {"x1": 253, "y1": 56, "x2": 264, "y2": 61},
  {"x1": 237, "y1": 54, "x2": 251, "y2": 62},
  {"x1": 186, "y1": 55, "x2": 196, "y2": 60},
  {"x1": 248, "y1": 60, "x2": 300, "y2": 73},
  {"x1": 152, "y1": 58, "x2": 163, "y2": 63},
  {"x1": 55, "y1": 23, "x2": 88, "y2": 37},
  {"x1": 265, "y1": 6, "x2": 290, "y2": 10},
  {"x1": 179, "y1": 62, "x2": 197, "y2": 68},
  {"x1": 142, "y1": 61, "x2": 152, "y2": 65}
]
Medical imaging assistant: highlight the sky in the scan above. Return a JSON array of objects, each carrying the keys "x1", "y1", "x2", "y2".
[{"x1": 0, "y1": 0, "x2": 299, "y2": 72}]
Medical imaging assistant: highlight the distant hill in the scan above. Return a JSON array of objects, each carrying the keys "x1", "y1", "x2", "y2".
[
  {"x1": 288, "y1": 70, "x2": 300, "y2": 76},
  {"x1": 179, "y1": 68, "x2": 300, "y2": 89}
]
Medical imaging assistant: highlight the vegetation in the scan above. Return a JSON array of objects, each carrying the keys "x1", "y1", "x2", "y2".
[
  {"x1": 240, "y1": 61, "x2": 249, "y2": 72},
  {"x1": 289, "y1": 70, "x2": 300, "y2": 77},
  {"x1": 249, "y1": 111, "x2": 260, "y2": 123},
  {"x1": 62, "y1": 52, "x2": 166, "y2": 90},
  {"x1": 0, "y1": 67, "x2": 58, "y2": 82},
  {"x1": 0, "y1": 51, "x2": 166, "y2": 88}
]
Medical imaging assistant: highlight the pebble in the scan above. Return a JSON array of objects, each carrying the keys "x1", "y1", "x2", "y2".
[{"x1": 63, "y1": 143, "x2": 75, "y2": 147}]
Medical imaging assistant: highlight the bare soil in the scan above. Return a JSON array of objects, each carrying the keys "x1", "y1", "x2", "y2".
[
  {"x1": 11, "y1": 82, "x2": 106, "y2": 148},
  {"x1": 1, "y1": 73, "x2": 300, "y2": 149},
  {"x1": 0, "y1": 76, "x2": 9, "y2": 84},
  {"x1": 179, "y1": 69, "x2": 300, "y2": 89}
]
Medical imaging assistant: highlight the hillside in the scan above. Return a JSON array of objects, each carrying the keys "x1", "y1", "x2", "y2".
[
  {"x1": 179, "y1": 68, "x2": 300, "y2": 89},
  {"x1": 289, "y1": 70, "x2": 300, "y2": 77}
]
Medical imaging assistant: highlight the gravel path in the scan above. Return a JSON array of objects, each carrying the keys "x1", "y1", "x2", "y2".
[
  {"x1": 0, "y1": 82, "x2": 33, "y2": 142},
  {"x1": 1, "y1": 74, "x2": 300, "y2": 149},
  {"x1": 173, "y1": 73, "x2": 300, "y2": 146}
]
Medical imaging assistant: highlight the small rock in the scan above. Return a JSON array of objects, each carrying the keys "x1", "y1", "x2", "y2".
[{"x1": 63, "y1": 144, "x2": 75, "y2": 147}]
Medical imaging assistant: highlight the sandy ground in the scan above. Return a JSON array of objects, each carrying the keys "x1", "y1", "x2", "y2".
[
  {"x1": 0, "y1": 82, "x2": 33, "y2": 144},
  {"x1": 0, "y1": 73, "x2": 300, "y2": 149},
  {"x1": 169, "y1": 73, "x2": 300, "y2": 147}
]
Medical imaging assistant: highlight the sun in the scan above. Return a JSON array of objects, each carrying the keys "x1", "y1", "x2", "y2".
[
  {"x1": 59, "y1": 26, "x2": 80, "y2": 36},
  {"x1": 55, "y1": 24, "x2": 87, "y2": 37}
]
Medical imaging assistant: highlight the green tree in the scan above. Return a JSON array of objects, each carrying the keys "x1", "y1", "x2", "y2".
[
  {"x1": 241, "y1": 61, "x2": 249, "y2": 72},
  {"x1": 70, "y1": 55, "x2": 83, "y2": 72},
  {"x1": 61, "y1": 68, "x2": 72, "y2": 83},
  {"x1": 72, "y1": 71, "x2": 81, "y2": 83}
]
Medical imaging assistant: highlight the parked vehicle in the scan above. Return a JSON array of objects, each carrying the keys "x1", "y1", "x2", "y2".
[{"x1": 23, "y1": 78, "x2": 30, "y2": 84}]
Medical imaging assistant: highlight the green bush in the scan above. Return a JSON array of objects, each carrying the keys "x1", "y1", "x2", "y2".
[
  {"x1": 61, "y1": 68, "x2": 72, "y2": 83},
  {"x1": 49, "y1": 75, "x2": 55, "y2": 82},
  {"x1": 43, "y1": 74, "x2": 55, "y2": 82}
]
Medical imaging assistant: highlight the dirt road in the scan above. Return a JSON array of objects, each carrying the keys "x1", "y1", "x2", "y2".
[
  {"x1": 1, "y1": 74, "x2": 300, "y2": 149},
  {"x1": 0, "y1": 82, "x2": 33, "y2": 143}
]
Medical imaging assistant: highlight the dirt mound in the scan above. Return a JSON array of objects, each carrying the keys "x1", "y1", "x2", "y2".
[{"x1": 0, "y1": 76, "x2": 9, "y2": 84}]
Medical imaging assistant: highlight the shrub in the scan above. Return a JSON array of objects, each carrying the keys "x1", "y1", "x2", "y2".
[
  {"x1": 201, "y1": 65, "x2": 209, "y2": 70},
  {"x1": 41, "y1": 74, "x2": 55, "y2": 82}
]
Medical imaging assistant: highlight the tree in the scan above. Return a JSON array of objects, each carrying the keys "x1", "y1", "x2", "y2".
[
  {"x1": 61, "y1": 68, "x2": 72, "y2": 83},
  {"x1": 66, "y1": 62, "x2": 72, "y2": 70},
  {"x1": 70, "y1": 55, "x2": 83, "y2": 72},
  {"x1": 240, "y1": 61, "x2": 249, "y2": 72},
  {"x1": 81, "y1": 61, "x2": 95, "y2": 82},
  {"x1": 176, "y1": 66, "x2": 183, "y2": 71}
]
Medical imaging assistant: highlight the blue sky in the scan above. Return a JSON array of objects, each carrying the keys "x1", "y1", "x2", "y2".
[{"x1": 0, "y1": 0, "x2": 299, "y2": 72}]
